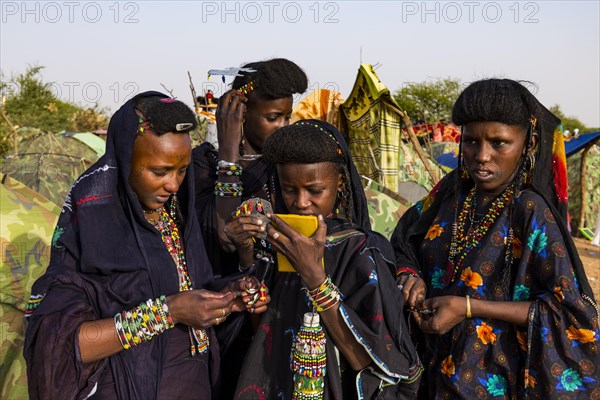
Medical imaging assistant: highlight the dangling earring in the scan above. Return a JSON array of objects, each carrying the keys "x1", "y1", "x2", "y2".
[
  {"x1": 460, "y1": 159, "x2": 470, "y2": 180},
  {"x1": 170, "y1": 193, "x2": 178, "y2": 220},
  {"x1": 336, "y1": 191, "x2": 344, "y2": 216},
  {"x1": 523, "y1": 151, "x2": 536, "y2": 184},
  {"x1": 239, "y1": 124, "x2": 245, "y2": 156}
]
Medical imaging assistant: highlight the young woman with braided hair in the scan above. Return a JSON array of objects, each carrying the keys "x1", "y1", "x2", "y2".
[
  {"x1": 228, "y1": 120, "x2": 422, "y2": 399},
  {"x1": 392, "y1": 79, "x2": 599, "y2": 398}
]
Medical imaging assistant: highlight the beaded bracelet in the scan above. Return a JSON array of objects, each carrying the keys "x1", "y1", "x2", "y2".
[
  {"x1": 304, "y1": 276, "x2": 341, "y2": 313},
  {"x1": 396, "y1": 267, "x2": 420, "y2": 278},
  {"x1": 214, "y1": 181, "x2": 243, "y2": 197},
  {"x1": 217, "y1": 159, "x2": 238, "y2": 167},
  {"x1": 216, "y1": 164, "x2": 243, "y2": 176},
  {"x1": 114, "y1": 295, "x2": 175, "y2": 350}
]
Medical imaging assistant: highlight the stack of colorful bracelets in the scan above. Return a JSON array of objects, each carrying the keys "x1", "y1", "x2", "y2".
[
  {"x1": 304, "y1": 276, "x2": 341, "y2": 313},
  {"x1": 214, "y1": 160, "x2": 243, "y2": 197},
  {"x1": 114, "y1": 295, "x2": 175, "y2": 350},
  {"x1": 216, "y1": 161, "x2": 243, "y2": 177}
]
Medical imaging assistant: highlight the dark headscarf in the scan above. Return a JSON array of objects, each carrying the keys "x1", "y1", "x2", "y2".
[{"x1": 25, "y1": 92, "x2": 216, "y2": 399}]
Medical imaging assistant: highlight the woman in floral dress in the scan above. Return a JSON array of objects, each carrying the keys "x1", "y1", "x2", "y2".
[{"x1": 392, "y1": 79, "x2": 599, "y2": 399}]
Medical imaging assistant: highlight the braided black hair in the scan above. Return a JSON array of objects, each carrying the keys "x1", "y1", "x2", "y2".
[
  {"x1": 263, "y1": 122, "x2": 354, "y2": 223},
  {"x1": 452, "y1": 79, "x2": 540, "y2": 129},
  {"x1": 452, "y1": 79, "x2": 540, "y2": 295},
  {"x1": 232, "y1": 58, "x2": 308, "y2": 101},
  {"x1": 135, "y1": 96, "x2": 197, "y2": 135}
]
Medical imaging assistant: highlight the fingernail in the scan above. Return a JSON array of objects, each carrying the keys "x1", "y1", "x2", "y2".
[
  {"x1": 256, "y1": 219, "x2": 263, "y2": 225},
  {"x1": 318, "y1": 215, "x2": 323, "y2": 221}
]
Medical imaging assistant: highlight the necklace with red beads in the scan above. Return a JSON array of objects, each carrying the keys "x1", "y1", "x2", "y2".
[
  {"x1": 151, "y1": 206, "x2": 209, "y2": 355},
  {"x1": 445, "y1": 183, "x2": 515, "y2": 284}
]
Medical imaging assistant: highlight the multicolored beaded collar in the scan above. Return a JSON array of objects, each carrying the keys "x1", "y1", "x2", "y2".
[{"x1": 445, "y1": 183, "x2": 515, "y2": 285}]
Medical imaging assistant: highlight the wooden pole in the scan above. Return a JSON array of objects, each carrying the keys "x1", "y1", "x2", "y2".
[
  {"x1": 579, "y1": 146, "x2": 591, "y2": 228},
  {"x1": 422, "y1": 112, "x2": 434, "y2": 159},
  {"x1": 186, "y1": 71, "x2": 205, "y2": 144},
  {"x1": 386, "y1": 102, "x2": 440, "y2": 183},
  {"x1": 188, "y1": 71, "x2": 201, "y2": 115}
]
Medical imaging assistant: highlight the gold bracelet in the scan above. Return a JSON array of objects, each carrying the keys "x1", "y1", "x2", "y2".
[{"x1": 466, "y1": 295, "x2": 472, "y2": 319}]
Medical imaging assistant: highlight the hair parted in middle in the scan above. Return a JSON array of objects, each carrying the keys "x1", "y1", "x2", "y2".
[
  {"x1": 451, "y1": 78, "x2": 544, "y2": 291},
  {"x1": 262, "y1": 120, "x2": 355, "y2": 222}
]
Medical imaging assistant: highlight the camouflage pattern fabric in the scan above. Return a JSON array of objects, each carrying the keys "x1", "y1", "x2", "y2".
[
  {"x1": 1, "y1": 174, "x2": 60, "y2": 399},
  {"x1": 568, "y1": 144, "x2": 600, "y2": 232},
  {"x1": 363, "y1": 179, "x2": 408, "y2": 239},
  {"x1": 1, "y1": 131, "x2": 100, "y2": 207}
]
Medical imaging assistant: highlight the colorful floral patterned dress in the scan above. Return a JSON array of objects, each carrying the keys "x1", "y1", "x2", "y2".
[{"x1": 411, "y1": 188, "x2": 599, "y2": 399}]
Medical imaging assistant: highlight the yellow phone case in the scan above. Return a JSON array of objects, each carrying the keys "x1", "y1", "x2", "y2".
[{"x1": 275, "y1": 214, "x2": 322, "y2": 272}]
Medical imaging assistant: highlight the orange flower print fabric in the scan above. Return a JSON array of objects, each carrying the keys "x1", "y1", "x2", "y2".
[
  {"x1": 460, "y1": 267, "x2": 483, "y2": 290},
  {"x1": 425, "y1": 223, "x2": 444, "y2": 240}
]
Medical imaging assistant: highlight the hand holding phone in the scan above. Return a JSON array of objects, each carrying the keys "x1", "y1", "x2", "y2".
[{"x1": 267, "y1": 214, "x2": 326, "y2": 277}]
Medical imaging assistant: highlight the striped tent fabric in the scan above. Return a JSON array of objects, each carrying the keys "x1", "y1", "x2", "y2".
[{"x1": 340, "y1": 65, "x2": 444, "y2": 193}]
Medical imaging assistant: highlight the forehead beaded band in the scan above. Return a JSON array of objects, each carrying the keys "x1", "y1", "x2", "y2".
[{"x1": 296, "y1": 121, "x2": 344, "y2": 156}]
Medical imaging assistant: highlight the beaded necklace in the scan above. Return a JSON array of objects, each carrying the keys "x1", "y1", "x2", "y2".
[
  {"x1": 151, "y1": 206, "x2": 209, "y2": 356},
  {"x1": 445, "y1": 183, "x2": 515, "y2": 284}
]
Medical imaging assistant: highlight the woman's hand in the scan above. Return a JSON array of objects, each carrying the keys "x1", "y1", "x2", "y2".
[
  {"x1": 223, "y1": 275, "x2": 270, "y2": 314},
  {"x1": 167, "y1": 289, "x2": 236, "y2": 329},
  {"x1": 216, "y1": 89, "x2": 247, "y2": 160},
  {"x1": 266, "y1": 214, "x2": 327, "y2": 289},
  {"x1": 223, "y1": 212, "x2": 266, "y2": 267},
  {"x1": 412, "y1": 295, "x2": 467, "y2": 335},
  {"x1": 397, "y1": 273, "x2": 427, "y2": 309}
]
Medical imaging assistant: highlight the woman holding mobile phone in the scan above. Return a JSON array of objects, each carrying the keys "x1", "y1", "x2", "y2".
[{"x1": 226, "y1": 120, "x2": 422, "y2": 399}]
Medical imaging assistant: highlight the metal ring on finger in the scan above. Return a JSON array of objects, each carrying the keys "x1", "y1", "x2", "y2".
[
  {"x1": 221, "y1": 308, "x2": 226, "y2": 317},
  {"x1": 272, "y1": 232, "x2": 280, "y2": 240}
]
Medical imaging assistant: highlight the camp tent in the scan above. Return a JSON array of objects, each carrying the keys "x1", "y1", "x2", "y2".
[
  {"x1": 61, "y1": 131, "x2": 107, "y2": 158},
  {"x1": 1, "y1": 130, "x2": 101, "y2": 207},
  {"x1": 1, "y1": 173, "x2": 60, "y2": 399},
  {"x1": 339, "y1": 64, "x2": 444, "y2": 194},
  {"x1": 566, "y1": 132, "x2": 600, "y2": 233}
]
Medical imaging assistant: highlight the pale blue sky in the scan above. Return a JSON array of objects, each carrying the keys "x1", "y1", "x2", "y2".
[{"x1": 1, "y1": 0, "x2": 599, "y2": 126}]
